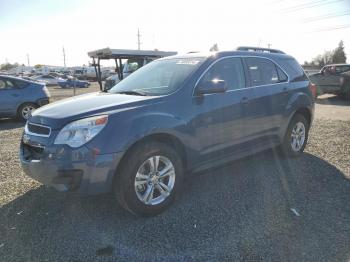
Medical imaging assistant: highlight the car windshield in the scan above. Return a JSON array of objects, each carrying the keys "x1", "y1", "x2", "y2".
[{"x1": 109, "y1": 57, "x2": 205, "y2": 96}]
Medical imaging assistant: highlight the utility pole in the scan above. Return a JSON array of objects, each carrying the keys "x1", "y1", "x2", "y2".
[
  {"x1": 62, "y1": 46, "x2": 66, "y2": 67},
  {"x1": 137, "y1": 28, "x2": 142, "y2": 50},
  {"x1": 267, "y1": 43, "x2": 272, "y2": 49},
  {"x1": 26, "y1": 54, "x2": 30, "y2": 66}
]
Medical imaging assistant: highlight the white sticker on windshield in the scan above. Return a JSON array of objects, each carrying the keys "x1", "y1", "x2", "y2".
[{"x1": 176, "y1": 60, "x2": 201, "y2": 65}]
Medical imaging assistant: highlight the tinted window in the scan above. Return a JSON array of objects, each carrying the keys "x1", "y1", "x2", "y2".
[
  {"x1": 276, "y1": 66, "x2": 288, "y2": 82},
  {"x1": 14, "y1": 80, "x2": 29, "y2": 88},
  {"x1": 200, "y1": 57, "x2": 245, "y2": 90},
  {"x1": 338, "y1": 66, "x2": 350, "y2": 73},
  {"x1": 246, "y1": 57, "x2": 279, "y2": 86},
  {"x1": 0, "y1": 80, "x2": 6, "y2": 89},
  {"x1": 0, "y1": 79, "x2": 15, "y2": 89},
  {"x1": 277, "y1": 58, "x2": 307, "y2": 82}
]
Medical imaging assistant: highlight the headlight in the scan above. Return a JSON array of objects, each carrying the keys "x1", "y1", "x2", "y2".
[{"x1": 54, "y1": 115, "x2": 108, "y2": 148}]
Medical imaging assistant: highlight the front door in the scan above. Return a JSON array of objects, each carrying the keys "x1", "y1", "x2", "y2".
[{"x1": 191, "y1": 57, "x2": 250, "y2": 162}]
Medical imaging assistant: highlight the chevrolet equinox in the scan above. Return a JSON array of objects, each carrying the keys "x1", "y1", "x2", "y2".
[{"x1": 20, "y1": 47, "x2": 315, "y2": 216}]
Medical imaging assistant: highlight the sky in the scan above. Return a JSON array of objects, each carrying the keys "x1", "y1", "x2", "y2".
[{"x1": 0, "y1": 0, "x2": 349, "y2": 67}]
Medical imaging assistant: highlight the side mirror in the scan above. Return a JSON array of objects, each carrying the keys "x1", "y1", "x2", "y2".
[{"x1": 195, "y1": 80, "x2": 227, "y2": 95}]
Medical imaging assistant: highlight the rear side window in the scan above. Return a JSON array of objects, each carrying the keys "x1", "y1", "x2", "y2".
[
  {"x1": 14, "y1": 80, "x2": 29, "y2": 88},
  {"x1": 200, "y1": 57, "x2": 245, "y2": 91},
  {"x1": 276, "y1": 67, "x2": 288, "y2": 82},
  {"x1": 277, "y1": 58, "x2": 307, "y2": 82},
  {"x1": 245, "y1": 57, "x2": 280, "y2": 86},
  {"x1": 0, "y1": 79, "x2": 15, "y2": 89}
]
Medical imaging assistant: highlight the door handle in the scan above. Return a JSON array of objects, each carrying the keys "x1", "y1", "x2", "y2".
[
  {"x1": 282, "y1": 86, "x2": 288, "y2": 91},
  {"x1": 240, "y1": 97, "x2": 249, "y2": 104}
]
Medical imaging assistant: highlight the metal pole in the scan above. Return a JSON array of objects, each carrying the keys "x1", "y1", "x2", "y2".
[
  {"x1": 119, "y1": 58, "x2": 123, "y2": 80},
  {"x1": 97, "y1": 58, "x2": 102, "y2": 90},
  {"x1": 73, "y1": 76, "x2": 76, "y2": 96},
  {"x1": 137, "y1": 28, "x2": 141, "y2": 50},
  {"x1": 63, "y1": 47, "x2": 66, "y2": 68}
]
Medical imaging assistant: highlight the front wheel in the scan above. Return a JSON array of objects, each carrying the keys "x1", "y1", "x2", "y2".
[
  {"x1": 114, "y1": 142, "x2": 184, "y2": 216},
  {"x1": 280, "y1": 114, "x2": 309, "y2": 157}
]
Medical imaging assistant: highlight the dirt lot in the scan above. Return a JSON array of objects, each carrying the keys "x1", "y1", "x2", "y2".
[{"x1": 0, "y1": 87, "x2": 349, "y2": 261}]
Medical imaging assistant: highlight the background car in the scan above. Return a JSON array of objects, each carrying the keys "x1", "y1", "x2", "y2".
[
  {"x1": 0, "y1": 75, "x2": 50, "y2": 121},
  {"x1": 309, "y1": 64, "x2": 350, "y2": 99},
  {"x1": 33, "y1": 74, "x2": 63, "y2": 86},
  {"x1": 57, "y1": 78, "x2": 90, "y2": 88}
]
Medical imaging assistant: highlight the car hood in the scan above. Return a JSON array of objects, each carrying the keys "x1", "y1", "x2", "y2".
[{"x1": 30, "y1": 92, "x2": 159, "y2": 129}]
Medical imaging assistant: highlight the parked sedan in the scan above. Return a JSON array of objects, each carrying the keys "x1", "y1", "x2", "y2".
[
  {"x1": 33, "y1": 75, "x2": 63, "y2": 86},
  {"x1": 57, "y1": 78, "x2": 90, "y2": 88},
  {"x1": 309, "y1": 64, "x2": 350, "y2": 99},
  {"x1": 0, "y1": 75, "x2": 50, "y2": 121}
]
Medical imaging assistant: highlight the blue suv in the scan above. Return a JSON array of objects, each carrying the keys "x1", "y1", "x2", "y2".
[{"x1": 20, "y1": 47, "x2": 314, "y2": 216}]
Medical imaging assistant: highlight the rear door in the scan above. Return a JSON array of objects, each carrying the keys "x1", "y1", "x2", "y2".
[
  {"x1": 242, "y1": 57, "x2": 289, "y2": 143},
  {"x1": 192, "y1": 57, "x2": 251, "y2": 161},
  {"x1": 0, "y1": 78, "x2": 23, "y2": 115}
]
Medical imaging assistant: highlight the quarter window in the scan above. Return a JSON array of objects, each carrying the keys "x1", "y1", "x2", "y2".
[
  {"x1": 199, "y1": 58, "x2": 245, "y2": 91},
  {"x1": 276, "y1": 66, "x2": 288, "y2": 82},
  {"x1": 246, "y1": 57, "x2": 280, "y2": 86}
]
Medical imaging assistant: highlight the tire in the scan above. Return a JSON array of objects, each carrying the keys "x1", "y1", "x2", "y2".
[
  {"x1": 17, "y1": 103, "x2": 38, "y2": 121},
  {"x1": 114, "y1": 142, "x2": 184, "y2": 216},
  {"x1": 280, "y1": 114, "x2": 309, "y2": 157}
]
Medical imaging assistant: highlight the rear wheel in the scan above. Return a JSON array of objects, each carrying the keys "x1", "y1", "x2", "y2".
[
  {"x1": 17, "y1": 103, "x2": 38, "y2": 121},
  {"x1": 114, "y1": 142, "x2": 184, "y2": 216},
  {"x1": 280, "y1": 114, "x2": 309, "y2": 157}
]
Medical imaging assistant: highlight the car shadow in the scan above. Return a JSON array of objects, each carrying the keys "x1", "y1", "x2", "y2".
[
  {"x1": 0, "y1": 151, "x2": 349, "y2": 261},
  {"x1": 316, "y1": 95, "x2": 350, "y2": 106},
  {"x1": 0, "y1": 118, "x2": 24, "y2": 131}
]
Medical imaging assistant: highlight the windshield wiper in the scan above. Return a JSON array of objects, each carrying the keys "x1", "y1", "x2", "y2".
[{"x1": 115, "y1": 90, "x2": 147, "y2": 96}]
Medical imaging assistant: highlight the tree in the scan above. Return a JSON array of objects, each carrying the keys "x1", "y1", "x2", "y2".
[
  {"x1": 34, "y1": 64, "x2": 43, "y2": 69},
  {"x1": 0, "y1": 62, "x2": 19, "y2": 71},
  {"x1": 308, "y1": 40, "x2": 347, "y2": 66},
  {"x1": 332, "y1": 40, "x2": 346, "y2": 63}
]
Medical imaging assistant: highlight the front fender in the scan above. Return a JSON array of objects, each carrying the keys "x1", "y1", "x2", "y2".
[{"x1": 87, "y1": 109, "x2": 190, "y2": 155}]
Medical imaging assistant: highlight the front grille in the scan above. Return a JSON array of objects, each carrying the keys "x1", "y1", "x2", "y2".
[
  {"x1": 26, "y1": 122, "x2": 51, "y2": 137},
  {"x1": 22, "y1": 143, "x2": 44, "y2": 161}
]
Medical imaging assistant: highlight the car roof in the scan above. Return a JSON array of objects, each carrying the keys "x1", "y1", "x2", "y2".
[
  {"x1": 0, "y1": 74, "x2": 40, "y2": 84},
  {"x1": 159, "y1": 50, "x2": 293, "y2": 61}
]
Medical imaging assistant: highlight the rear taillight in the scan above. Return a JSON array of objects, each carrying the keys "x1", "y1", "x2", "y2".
[{"x1": 309, "y1": 83, "x2": 317, "y2": 99}]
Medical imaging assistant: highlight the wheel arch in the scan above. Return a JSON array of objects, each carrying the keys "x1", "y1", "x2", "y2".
[
  {"x1": 16, "y1": 101, "x2": 39, "y2": 115},
  {"x1": 113, "y1": 132, "x2": 188, "y2": 184}
]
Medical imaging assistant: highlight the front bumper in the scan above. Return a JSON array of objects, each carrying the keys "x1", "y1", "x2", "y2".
[{"x1": 19, "y1": 134, "x2": 124, "y2": 195}]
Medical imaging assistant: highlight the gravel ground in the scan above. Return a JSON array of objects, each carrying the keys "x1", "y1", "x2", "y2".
[{"x1": 0, "y1": 90, "x2": 349, "y2": 261}]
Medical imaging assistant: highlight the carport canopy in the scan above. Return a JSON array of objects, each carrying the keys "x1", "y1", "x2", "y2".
[{"x1": 88, "y1": 48, "x2": 177, "y2": 90}]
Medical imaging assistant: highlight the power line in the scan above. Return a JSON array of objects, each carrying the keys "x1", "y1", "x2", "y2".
[
  {"x1": 282, "y1": 0, "x2": 328, "y2": 11},
  {"x1": 310, "y1": 23, "x2": 350, "y2": 32},
  {"x1": 282, "y1": 0, "x2": 344, "y2": 13},
  {"x1": 302, "y1": 10, "x2": 350, "y2": 22}
]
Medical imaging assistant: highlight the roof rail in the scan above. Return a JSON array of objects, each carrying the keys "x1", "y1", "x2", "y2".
[{"x1": 237, "y1": 46, "x2": 285, "y2": 54}]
